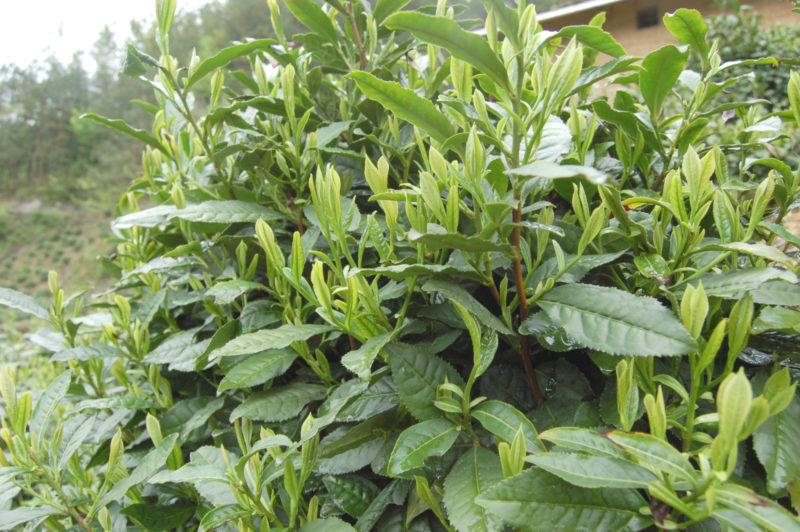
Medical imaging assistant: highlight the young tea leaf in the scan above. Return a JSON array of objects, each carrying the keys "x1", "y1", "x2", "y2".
[{"x1": 0, "y1": 287, "x2": 50, "y2": 321}]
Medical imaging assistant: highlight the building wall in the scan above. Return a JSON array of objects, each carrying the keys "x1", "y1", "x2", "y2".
[{"x1": 541, "y1": 0, "x2": 799, "y2": 57}]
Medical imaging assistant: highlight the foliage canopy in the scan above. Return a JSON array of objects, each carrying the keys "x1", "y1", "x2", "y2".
[{"x1": 2, "y1": 1, "x2": 800, "y2": 530}]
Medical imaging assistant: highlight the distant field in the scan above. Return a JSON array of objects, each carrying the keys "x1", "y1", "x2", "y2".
[{"x1": 0, "y1": 202, "x2": 116, "y2": 303}]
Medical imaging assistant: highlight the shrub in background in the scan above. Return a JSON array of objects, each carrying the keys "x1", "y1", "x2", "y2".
[
  {"x1": 705, "y1": 1, "x2": 800, "y2": 111},
  {"x1": 1, "y1": 1, "x2": 800, "y2": 530}
]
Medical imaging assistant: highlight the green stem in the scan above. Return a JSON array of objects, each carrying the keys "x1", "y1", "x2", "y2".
[
  {"x1": 682, "y1": 364, "x2": 701, "y2": 453},
  {"x1": 20, "y1": 441, "x2": 93, "y2": 532},
  {"x1": 394, "y1": 276, "x2": 418, "y2": 331},
  {"x1": 175, "y1": 84, "x2": 214, "y2": 163}
]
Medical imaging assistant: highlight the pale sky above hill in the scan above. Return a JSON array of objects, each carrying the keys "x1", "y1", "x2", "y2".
[{"x1": 0, "y1": 0, "x2": 212, "y2": 68}]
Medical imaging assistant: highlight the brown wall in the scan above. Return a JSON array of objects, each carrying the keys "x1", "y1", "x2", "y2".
[{"x1": 541, "y1": 0, "x2": 799, "y2": 57}]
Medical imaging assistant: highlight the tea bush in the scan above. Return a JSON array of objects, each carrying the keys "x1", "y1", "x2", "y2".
[
  {"x1": 2, "y1": 1, "x2": 800, "y2": 530},
  {"x1": 705, "y1": 1, "x2": 800, "y2": 111}
]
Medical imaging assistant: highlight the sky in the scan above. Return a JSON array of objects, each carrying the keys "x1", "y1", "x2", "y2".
[{"x1": 0, "y1": 0, "x2": 212, "y2": 68}]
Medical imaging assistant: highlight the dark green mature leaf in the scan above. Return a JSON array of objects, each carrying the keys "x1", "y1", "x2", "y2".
[
  {"x1": 408, "y1": 228, "x2": 513, "y2": 254},
  {"x1": 663, "y1": 9, "x2": 709, "y2": 58},
  {"x1": 681, "y1": 268, "x2": 798, "y2": 303},
  {"x1": 285, "y1": 0, "x2": 338, "y2": 43},
  {"x1": 315, "y1": 120, "x2": 352, "y2": 147},
  {"x1": 144, "y1": 332, "x2": 210, "y2": 372},
  {"x1": 384, "y1": 12, "x2": 509, "y2": 91},
  {"x1": 209, "y1": 324, "x2": 334, "y2": 359},
  {"x1": 81, "y1": 113, "x2": 168, "y2": 154},
  {"x1": 317, "y1": 434, "x2": 383, "y2": 475},
  {"x1": 698, "y1": 243, "x2": 794, "y2": 268},
  {"x1": 761, "y1": 221, "x2": 800, "y2": 249},
  {"x1": 300, "y1": 518, "x2": 357, "y2": 532},
  {"x1": 112, "y1": 204, "x2": 177, "y2": 229},
  {"x1": 388, "y1": 343, "x2": 464, "y2": 421},
  {"x1": 592, "y1": 100, "x2": 660, "y2": 151},
  {"x1": 538, "y1": 284, "x2": 697, "y2": 356},
  {"x1": 552, "y1": 26, "x2": 626, "y2": 58},
  {"x1": 472, "y1": 400, "x2": 544, "y2": 452},
  {"x1": 387, "y1": 418, "x2": 460, "y2": 475},
  {"x1": 342, "y1": 331, "x2": 394, "y2": 378},
  {"x1": 98, "y1": 433, "x2": 180, "y2": 507},
  {"x1": 519, "y1": 313, "x2": 579, "y2": 352},
  {"x1": 322, "y1": 411, "x2": 401, "y2": 459},
  {"x1": 715, "y1": 483, "x2": 800, "y2": 532},
  {"x1": 314, "y1": 379, "x2": 371, "y2": 429},
  {"x1": 749, "y1": 281, "x2": 800, "y2": 307},
  {"x1": 526, "y1": 453, "x2": 659, "y2": 488},
  {"x1": 51, "y1": 345, "x2": 121, "y2": 362},
  {"x1": 121, "y1": 44, "x2": 160, "y2": 77},
  {"x1": 443, "y1": 447, "x2": 504, "y2": 532},
  {"x1": 0, "y1": 287, "x2": 50, "y2": 320},
  {"x1": 76, "y1": 396, "x2": 159, "y2": 411},
  {"x1": 230, "y1": 382, "x2": 327, "y2": 422},
  {"x1": 355, "y1": 479, "x2": 409, "y2": 532},
  {"x1": 323, "y1": 475, "x2": 380, "y2": 518},
  {"x1": 185, "y1": 39, "x2": 275, "y2": 90},
  {"x1": 374, "y1": 0, "x2": 411, "y2": 25},
  {"x1": 507, "y1": 161, "x2": 608, "y2": 185},
  {"x1": 480, "y1": 0, "x2": 519, "y2": 48},
  {"x1": 204, "y1": 280, "x2": 266, "y2": 304},
  {"x1": 217, "y1": 349, "x2": 297, "y2": 392},
  {"x1": 638, "y1": 45, "x2": 689, "y2": 116},
  {"x1": 162, "y1": 397, "x2": 225, "y2": 443},
  {"x1": 120, "y1": 504, "x2": 194, "y2": 531},
  {"x1": 195, "y1": 320, "x2": 240, "y2": 371},
  {"x1": 349, "y1": 72, "x2": 456, "y2": 144},
  {"x1": 58, "y1": 415, "x2": 96, "y2": 470},
  {"x1": 0, "y1": 508, "x2": 60, "y2": 530},
  {"x1": 350, "y1": 263, "x2": 485, "y2": 282},
  {"x1": 754, "y1": 397, "x2": 800, "y2": 494},
  {"x1": 538, "y1": 427, "x2": 627, "y2": 459},
  {"x1": 475, "y1": 468, "x2": 651, "y2": 531},
  {"x1": 338, "y1": 376, "x2": 400, "y2": 422},
  {"x1": 173, "y1": 201, "x2": 283, "y2": 224},
  {"x1": 206, "y1": 95, "x2": 288, "y2": 124},
  {"x1": 149, "y1": 445, "x2": 231, "y2": 485},
  {"x1": 29, "y1": 371, "x2": 70, "y2": 436},
  {"x1": 753, "y1": 307, "x2": 800, "y2": 333},
  {"x1": 573, "y1": 57, "x2": 639, "y2": 95},
  {"x1": 199, "y1": 506, "x2": 251, "y2": 531},
  {"x1": 634, "y1": 253, "x2": 669, "y2": 281},
  {"x1": 422, "y1": 279, "x2": 513, "y2": 335},
  {"x1": 529, "y1": 250, "x2": 627, "y2": 288},
  {"x1": 606, "y1": 431, "x2": 696, "y2": 482}
]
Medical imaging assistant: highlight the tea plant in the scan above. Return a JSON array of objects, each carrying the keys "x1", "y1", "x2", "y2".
[{"x1": 1, "y1": 1, "x2": 800, "y2": 530}]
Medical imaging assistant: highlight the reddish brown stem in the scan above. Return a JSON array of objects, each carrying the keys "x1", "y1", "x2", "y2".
[
  {"x1": 512, "y1": 203, "x2": 544, "y2": 405},
  {"x1": 347, "y1": 2, "x2": 367, "y2": 70}
]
